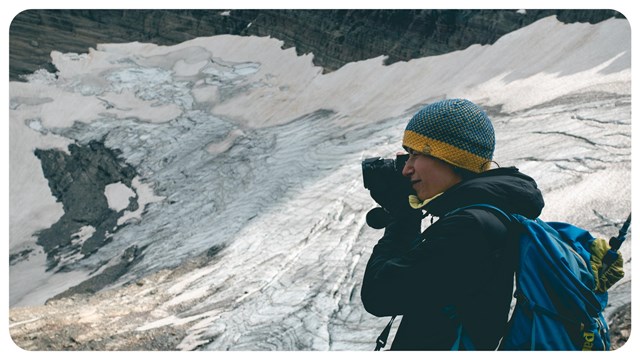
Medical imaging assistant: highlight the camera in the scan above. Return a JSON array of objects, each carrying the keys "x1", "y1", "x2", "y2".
[
  {"x1": 362, "y1": 154, "x2": 410, "y2": 191},
  {"x1": 361, "y1": 154, "x2": 414, "y2": 229}
]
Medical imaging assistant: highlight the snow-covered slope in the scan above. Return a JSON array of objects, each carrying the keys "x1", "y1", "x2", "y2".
[{"x1": 8, "y1": 16, "x2": 631, "y2": 350}]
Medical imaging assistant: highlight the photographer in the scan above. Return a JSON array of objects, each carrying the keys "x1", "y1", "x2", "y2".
[{"x1": 361, "y1": 98, "x2": 544, "y2": 350}]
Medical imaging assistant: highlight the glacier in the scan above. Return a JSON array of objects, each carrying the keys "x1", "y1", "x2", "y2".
[{"x1": 7, "y1": 16, "x2": 632, "y2": 351}]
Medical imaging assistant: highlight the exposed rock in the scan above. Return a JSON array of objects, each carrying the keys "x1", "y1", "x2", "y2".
[
  {"x1": 9, "y1": 9, "x2": 624, "y2": 80},
  {"x1": 9, "y1": 240, "x2": 239, "y2": 351},
  {"x1": 45, "y1": 245, "x2": 144, "y2": 303},
  {"x1": 608, "y1": 302, "x2": 631, "y2": 350},
  {"x1": 10, "y1": 268, "x2": 188, "y2": 351},
  {"x1": 31, "y1": 140, "x2": 138, "y2": 271}
]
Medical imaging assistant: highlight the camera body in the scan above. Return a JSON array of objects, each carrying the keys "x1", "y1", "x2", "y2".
[
  {"x1": 362, "y1": 154, "x2": 410, "y2": 191},
  {"x1": 361, "y1": 154, "x2": 415, "y2": 229}
]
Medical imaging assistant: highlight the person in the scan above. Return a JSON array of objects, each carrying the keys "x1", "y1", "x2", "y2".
[{"x1": 361, "y1": 98, "x2": 545, "y2": 350}]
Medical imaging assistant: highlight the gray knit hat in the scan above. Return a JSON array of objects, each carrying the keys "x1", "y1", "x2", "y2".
[{"x1": 403, "y1": 98, "x2": 495, "y2": 173}]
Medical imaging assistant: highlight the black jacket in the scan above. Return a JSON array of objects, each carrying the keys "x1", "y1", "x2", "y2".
[{"x1": 361, "y1": 167, "x2": 544, "y2": 350}]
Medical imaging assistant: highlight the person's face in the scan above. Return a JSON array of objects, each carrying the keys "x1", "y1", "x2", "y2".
[{"x1": 401, "y1": 149, "x2": 462, "y2": 201}]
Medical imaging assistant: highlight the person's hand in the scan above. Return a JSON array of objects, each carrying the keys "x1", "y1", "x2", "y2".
[
  {"x1": 590, "y1": 238, "x2": 625, "y2": 293},
  {"x1": 368, "y1": 161, "x2": 421, "y2": 221}
]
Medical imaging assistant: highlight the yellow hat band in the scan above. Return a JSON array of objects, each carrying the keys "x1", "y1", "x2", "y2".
[{"x1": 403, "y1": 130, "x2": 491, "y2": 173}]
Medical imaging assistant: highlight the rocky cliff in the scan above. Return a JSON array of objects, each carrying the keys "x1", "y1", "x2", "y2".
[{"x1": 10, "y1": 9, "x2": 623, "y2": 80}]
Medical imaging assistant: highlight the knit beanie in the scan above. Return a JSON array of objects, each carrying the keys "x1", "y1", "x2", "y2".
[{"x1": 402, "y1": 98, "x2": 495, "y2": 173}]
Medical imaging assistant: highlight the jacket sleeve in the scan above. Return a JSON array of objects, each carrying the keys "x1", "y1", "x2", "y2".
[{"x1": 360, "y1": 211, "x2": 501, "y2": 317}]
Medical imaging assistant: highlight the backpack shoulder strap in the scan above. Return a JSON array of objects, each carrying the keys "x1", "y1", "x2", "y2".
[
  {"x1": 444, "y1": 203, "x2": 518, "y2": 266},
  {"x1": 441, "y1": 203, "x2": 519, "y2": 350},
  {"x1": 444, "y1": 203, "x2": 512, "y2": 223}
]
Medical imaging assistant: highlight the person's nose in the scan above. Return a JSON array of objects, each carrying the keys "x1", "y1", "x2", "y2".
[{"x1": 402, "y1": 159, "x2": 414, "y2": 177}]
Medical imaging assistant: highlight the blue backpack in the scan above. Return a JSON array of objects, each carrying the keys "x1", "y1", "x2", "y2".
[
  {"x1": 373, "y1": 204, "x2": 626, "y2": 351},
  {"x1": 452, "y1": 204, "x2": 612, "y2": 351}
]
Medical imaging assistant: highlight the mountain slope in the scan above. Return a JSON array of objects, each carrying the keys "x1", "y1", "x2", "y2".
[{"x1": 8, "y1": 13, "x2": 631, "y2": 350}]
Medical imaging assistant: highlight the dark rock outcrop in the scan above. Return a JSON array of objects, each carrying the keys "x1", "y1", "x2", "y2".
[
  {"x1": 45, "y1": 245, "x2": 144, "y2": 303},
  {"x1": 9, "y1": 9, "x2": 624, "y2": 80},
  {"x1": 32, "y1": 140, "x2": 138, "y2": 271}
]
